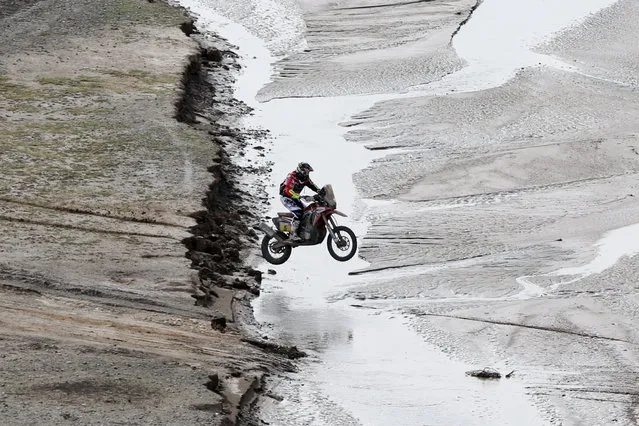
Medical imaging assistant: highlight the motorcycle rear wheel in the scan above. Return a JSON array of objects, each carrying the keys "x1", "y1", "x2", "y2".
[
  {"x1": 327, "y1": 226, "x2": 357, "y2": 262},
  {"x1": 261, "y1": 233, "x2": 292, "y2": 265}
]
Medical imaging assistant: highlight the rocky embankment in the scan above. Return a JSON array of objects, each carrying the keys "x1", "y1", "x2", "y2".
[{"x1": 0, "y1": 1, "x2": 289, "y2": 424}]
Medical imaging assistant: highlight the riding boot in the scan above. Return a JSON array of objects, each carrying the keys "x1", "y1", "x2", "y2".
[{"x1": 289, "y1": 219, "x2": 302, "y2": 241}]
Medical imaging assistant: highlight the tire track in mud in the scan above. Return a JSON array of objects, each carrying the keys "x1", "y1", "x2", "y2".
[
  {"x1": 0, "y1": 292, "x2": 272, "y2": 368},
  {"x1": 0, "y1": 214, "x2": 180, "y2": 240},
  {"x1": 0, "y1": 197, "x2": 188, "y2": 229},
  {"x1": 349, "y1": 252, "x2": 488, "y2": 275},
  {"x1": 366, "y1": 236, "x2": 444, "y2": 240},
  {"x1": 336, "y1": 0, "x2": 436, "y2": 11},
  {"x1": 410, "y1": 311, "x2": 636, "y2": 344},
  {"x1": 0, "y1": 265, "x2": 205, "y2": 318},
  {"x1": 0, "y1": 283, "x2": 42, "y2": 295},
  {"x1": 549, "y1": 387, "x2": 639, "y2": 397},
  {"x1": 403, "y1": 172, "x2": 629, "y2": 205}
]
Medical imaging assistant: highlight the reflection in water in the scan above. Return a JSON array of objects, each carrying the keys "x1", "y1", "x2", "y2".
[{"x1": 257, "y1": 287, "x2": 355, "y2": 352}]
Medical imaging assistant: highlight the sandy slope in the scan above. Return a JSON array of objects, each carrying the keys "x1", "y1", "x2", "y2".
[{"x1": 0, "y1": 1, "x2": 284, "y2": 424}]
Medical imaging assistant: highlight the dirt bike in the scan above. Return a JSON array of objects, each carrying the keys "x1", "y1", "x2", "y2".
[{"x1": 258, "y1": 185, "x2": 358, "y2": 265}]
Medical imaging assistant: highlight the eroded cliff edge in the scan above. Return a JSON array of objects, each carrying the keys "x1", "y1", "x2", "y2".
[{"x1": 0, "y1": 1, "x2": 285, "y2": 424}]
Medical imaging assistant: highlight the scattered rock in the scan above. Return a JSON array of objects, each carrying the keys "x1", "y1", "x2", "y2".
[
  {"x1": 285, "y1": 346, "x2": 306, "y2": 360},
  {"x1": 245, "y1": 268, "x2": 263, "y2": 284},
  {"x1": 191, "y1": 292, "x2": 211, "y2": 307},
  {"x1": 60, "y1": 413, "x2": 78, "y2": 421},
  {"x1": 466, "y1": 367, "x2": 502, "y2": 379},
  {"x1": 206, "y1": 372, "x2": 220, "y2": 392},
  {"x1": 242, "y1": 338, "x2": 308, "y2": 360},
  {"x1": 210, "y1": 314, "x2": 227, "y2": 332},
  {"x1": 215, "y1": 263, "x2": 231, "y2": 275},
  {"x1": 267, "y1": 269, "x2": 276, "y2": 275},
  {"x1": 180, "y1": 20, "x2": 198, "y2": 37},
  {"x1": 232, "y1": 279, "x2": 249, "y2": 290},
  {"x1": 182, "y1": 236, "x2": 223, "y2": 255},
  {"x1": 202, "y1": 47, "x2": 223, "y2": 62},
  {"x1": 232, "y1": 279, "x2": 259, "y2": 296},
  {"x1": 265, "y1": 391, "x2": 283, "y2": 402},
  {"x1": 226, "y1": 248, "x2": 240, "y2": 261},
  {"x1": 221, "y1": 49, "x2": 239, "y2": 59}
]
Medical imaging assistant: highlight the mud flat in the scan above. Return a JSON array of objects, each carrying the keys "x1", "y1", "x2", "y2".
[
  {"x1": 346, "y1": 0, "x2": 639, "y2": 424},
  {"x1": 180, "y1": 0, "x2": 639, "y2": 424},
  {"x1": 0, "y1": 1, "x2": 289, "y2": 424}
]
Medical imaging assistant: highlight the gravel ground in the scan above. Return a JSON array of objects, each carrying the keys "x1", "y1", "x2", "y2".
[{"x1": 0, "y1": 1, "x2": 288, "y2": 424}]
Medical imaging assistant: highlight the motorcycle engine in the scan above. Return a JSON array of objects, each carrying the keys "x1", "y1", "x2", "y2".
[{"x1": 301, "y1": 214, "x2": 313, "y2": 240}]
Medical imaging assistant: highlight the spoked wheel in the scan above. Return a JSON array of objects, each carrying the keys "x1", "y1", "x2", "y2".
[
  {"x1": 261, "y1": 233, "x2": 292, "y2": 265},
  {"x1": 327, "y1": 226, "x2": 357, "y2": 262}
]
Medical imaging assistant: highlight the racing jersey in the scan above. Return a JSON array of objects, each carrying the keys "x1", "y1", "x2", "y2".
[{"x1": 279, "y1": 171, "x2": 319, "y2": 200}]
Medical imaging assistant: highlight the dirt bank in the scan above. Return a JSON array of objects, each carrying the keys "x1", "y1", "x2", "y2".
[{"x1": 0, "y1": 1, "x2": 286, "y2": 424}]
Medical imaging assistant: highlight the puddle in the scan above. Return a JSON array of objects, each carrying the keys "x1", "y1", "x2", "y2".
[
  {"x1": 553, "y1": 222, "x2": 639, "y2": 277},
  {"x1": 317, "y1": 309, "x2": 544, "y2": 426},
  {"x1": 414, "y1": 0, "x2": 621, "y2": 93},
  {"x1": 516, "y1": 221, "x2": 639, "y2": 291}
]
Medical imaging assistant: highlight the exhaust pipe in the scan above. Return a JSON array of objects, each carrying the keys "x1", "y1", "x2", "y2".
[{"x1": 259, "y1": 223, "x2": 285, "y2": 242}]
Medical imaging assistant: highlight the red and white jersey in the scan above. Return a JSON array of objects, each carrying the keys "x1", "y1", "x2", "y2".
[{"x1": 279, "y1": 171, "x2": 318, "y2": 199}]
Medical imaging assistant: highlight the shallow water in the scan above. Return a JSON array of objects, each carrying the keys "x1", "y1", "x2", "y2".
[{"x1": 419, "y1": 0, "x2": 620, "y2": 93}]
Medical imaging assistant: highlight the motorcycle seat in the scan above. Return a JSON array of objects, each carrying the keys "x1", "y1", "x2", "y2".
[{"x1": 277, "y1": 212, "x2": 295, "y2": 217}]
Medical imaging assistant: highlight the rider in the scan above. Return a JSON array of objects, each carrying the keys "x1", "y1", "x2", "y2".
[{"x1": 279, "y1": 162, "x2": 319, "y2": 241}]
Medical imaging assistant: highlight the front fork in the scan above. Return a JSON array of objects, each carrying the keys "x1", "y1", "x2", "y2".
[{"x1": 326, "y1": 215, "x2": 339, "y2": 242}]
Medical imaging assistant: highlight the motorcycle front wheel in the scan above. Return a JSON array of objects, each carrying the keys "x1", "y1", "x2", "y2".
[
  {"x1": 327, "y1": 226, "x2": 357, "y2": 262},
  {"x1": 261, "y1": 233, "x2": 292, "y2": 265}
]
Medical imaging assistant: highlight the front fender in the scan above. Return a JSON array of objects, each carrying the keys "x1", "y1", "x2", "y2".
[{"x1": 332, "y1": 210, "x2": 347, "y2": 217}]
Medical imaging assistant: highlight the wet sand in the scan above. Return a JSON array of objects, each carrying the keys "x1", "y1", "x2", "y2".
[
  {"x1": 349, "y1": 0, "x2": 639, "y2": 424},
  {"x1": 196, "y1": 0, "x2": 639, "y2": 424}
]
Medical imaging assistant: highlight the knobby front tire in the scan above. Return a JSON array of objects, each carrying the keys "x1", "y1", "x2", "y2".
[{"x1": 327, "y1": 226, "x2": 357, "y2": 262}]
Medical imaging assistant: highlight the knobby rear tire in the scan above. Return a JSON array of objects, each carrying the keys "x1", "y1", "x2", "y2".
[
  {"x1": 327, "y1": 226, "x2": 357, "y2": 262},
  {"x1": 261, "y1": 234, "x2": 292, "y2": 265}
]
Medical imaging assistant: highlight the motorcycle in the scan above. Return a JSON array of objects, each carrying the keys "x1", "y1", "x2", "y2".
[{"x1": 258, "y1": 185, "x2": 358, "y2": 265}]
